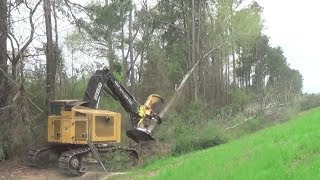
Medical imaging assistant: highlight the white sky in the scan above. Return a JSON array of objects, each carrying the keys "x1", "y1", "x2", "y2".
[{"x1": 256, "y1": 0, "x2": 320, "y2": 93}]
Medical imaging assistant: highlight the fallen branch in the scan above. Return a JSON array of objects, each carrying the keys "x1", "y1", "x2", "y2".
[
  {"x1": 224, "y1": 102, "x2": 287, "y2": 131},
  {"x1": 224, "y1": 117, "x2": 253, "y2": 131},
  {"x1": 0, "y1": 105, "x2": 14, "y2": 111}
]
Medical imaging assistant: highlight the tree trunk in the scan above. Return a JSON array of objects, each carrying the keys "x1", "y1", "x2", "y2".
[
  {"x1": 108, "y1": 35, "x2": 114, "y2": 72},
  {"x1": 185, "y1": 3, "x2": 192, "y2": 100},
  {"x1": 197, "y1": 0, "x2": 203, "y2": 100},
  {"x1": 225, "y1": 52, "x2": 229, "y2": 103},
  {"x1": 138, "y1": 51, "x2": 144, "y2": 82},
  {"x1": 0, "y1": 0, "x2": 8, "y2": 110},
  {"x1": 121, "y1": 16, "x2": 127, "y2": 81},
  {"x1": 44, "y1": 0, "x2": 56, "y2": 114},
  {"x1": 220, "y1": 51, "x2": 224, "y2": 105},
  {"x1": 191, "y1": 0, "x2": 198, "y2": 101},
  {"x1": 129, "y1": 5, "x2": 134, "y2": 94},
  {"x1": 11, "y1": 61, "x2": 17, "y2": 80},
  {"x1": 52, "y1": 0, "x2": 58, "y2": 45},
  {"x1": 232, "y1": 46, "x2": 236, "y2": 87}
]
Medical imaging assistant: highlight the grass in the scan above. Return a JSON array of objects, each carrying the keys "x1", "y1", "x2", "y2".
[{"x1": 116, "y1": 107, "x2": 320, "y2": 180}]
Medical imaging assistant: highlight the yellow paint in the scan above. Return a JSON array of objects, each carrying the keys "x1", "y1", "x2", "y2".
[
  {"x1": 48, "y1": 95, "x2": 163, "y2": 145},
  {"x1": 136, "y1": 94, "x2": 164, "y2": 127},
  {"x1": 48, "y1": 106, "x2": 121, "y2": 144}
]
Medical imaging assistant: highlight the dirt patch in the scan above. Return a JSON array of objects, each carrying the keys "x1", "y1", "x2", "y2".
[
  {"x1": 0, "y1": 160, "x2": 121, "y2": 180},
  {"x1": 0, "y1": 160, "x2": 61, "y2": 180},
  {"x1": 0, "y1": 142, "x2": 170, "y2": 180},
  {"x1": 131, "y1": 141, "x2": 171, "y2": 164}
]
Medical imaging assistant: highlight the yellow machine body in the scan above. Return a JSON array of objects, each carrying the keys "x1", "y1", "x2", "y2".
[
  {"x1": 48, "y1": 105, "x2": 121, "y2": 144},
  {"x1": 27, "y1": 69, "x2": 165, "y2": 175}
]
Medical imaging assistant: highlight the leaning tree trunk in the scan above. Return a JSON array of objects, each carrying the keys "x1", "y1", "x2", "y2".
[{"x1": 44, "y1": 0, "x2": 56, "y2": 115}]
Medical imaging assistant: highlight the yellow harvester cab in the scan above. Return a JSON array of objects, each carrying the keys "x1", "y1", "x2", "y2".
[{"x1": 48, "y1": 100, "x2": 121, "y2": 144}]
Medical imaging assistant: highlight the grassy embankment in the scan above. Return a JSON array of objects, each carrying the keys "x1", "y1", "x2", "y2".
[{"x1": 116, "y1": 107, "x2": 320, "y2": 179}]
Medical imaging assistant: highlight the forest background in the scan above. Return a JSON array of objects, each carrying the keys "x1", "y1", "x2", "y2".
[{"x1": 0, "y1": 0, "x2": 319, "y2": 161}]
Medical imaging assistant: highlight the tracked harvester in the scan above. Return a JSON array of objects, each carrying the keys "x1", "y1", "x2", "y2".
[{"x1": 27, "y1": 67, "x2": 164, "y2": 175}]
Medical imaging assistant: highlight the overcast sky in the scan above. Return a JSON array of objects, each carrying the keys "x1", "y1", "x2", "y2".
[{"x1": 255, "y1": 0, "x2": 320, "y2": 93}]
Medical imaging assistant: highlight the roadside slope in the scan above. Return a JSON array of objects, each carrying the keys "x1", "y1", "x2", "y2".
[{"x1": 118, "y1": 107, "x2": 320, "y2": 179}]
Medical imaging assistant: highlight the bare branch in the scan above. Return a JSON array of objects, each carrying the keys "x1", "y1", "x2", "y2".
[
  {"x1": 64, "y1": 0, "x2": 87, "y2": 11},
  {"x1": 0, "y1": 105, "x2": 15, "y2": 111},
  {"x1": 225, "y1": 117, "x2": 253, "y2": 131},
  {"x1": 6, "y1": 33, "x2": 15, "y2": 61},
  {"x1": 0, "y1": 67, "x2": 44, "y2": 112},
  {"x1": 22, "y1": 53, "x2": 45, "y2": 58},
  {"x1": 124, "y1": 28, "x2": 140, "y2": 63},
  {"x1": 12, "y1": 0, "x2": 42, "y2": 63},
  {"x1": 125, "y1": 51, "x2": 141, "y2": 77},
  {"x1": 63, "y1": 0, "x2": 89, "y2": 23},
  {"x1": 224, "y1": 102, "x2": 286, "y2": 131}
]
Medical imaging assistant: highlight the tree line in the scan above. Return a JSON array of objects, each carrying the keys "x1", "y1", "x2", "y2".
[{"x1": 0, "y1": 0, "x2": 303, "y2": 160}]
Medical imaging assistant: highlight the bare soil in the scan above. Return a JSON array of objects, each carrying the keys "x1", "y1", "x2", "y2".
[
  {"x1": 0, "y1": 160, "x2": 117, "y2": 180},
  {"x1": 0, "y1": 142, "x2": 170, "y2": 180}
]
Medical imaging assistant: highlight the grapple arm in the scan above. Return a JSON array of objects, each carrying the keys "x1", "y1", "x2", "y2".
[{"x1": 82, "y1": 67, "x2": 164, "y2": 143}]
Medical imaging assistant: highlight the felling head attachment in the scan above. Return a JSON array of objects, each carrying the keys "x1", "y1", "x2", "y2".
[{"x1": 126, "y1": 94, "x2": 164, "y2": 143}]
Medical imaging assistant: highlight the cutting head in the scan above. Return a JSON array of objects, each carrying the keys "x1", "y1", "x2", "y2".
[
  {"x1": 126, "y1": 94, "x2": 164, "y2": 143},
  {"x1": 126, "y1": 129, "x2": 155, "y2": 143},
  {"x1": 144, "y1": 94, "x2": 164, "y2": 114}
]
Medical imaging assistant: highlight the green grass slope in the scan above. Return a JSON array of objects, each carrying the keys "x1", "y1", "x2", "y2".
[{"x1": 121, "y1": 107, "x2": 320, "y2": 180}]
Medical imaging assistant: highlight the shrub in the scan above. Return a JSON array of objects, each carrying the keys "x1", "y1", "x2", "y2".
[
  {"x1": 300, "y1": 94, "x2": 320, "y2": 111},
  {"x1": 172, "y1": 121, "x2": 227, "y2": 155},
  {"x1": 230, "y1": 89, "x2": 253, "y2": 107},
  {"x1": 156, "y1": 102, "x2": 228, "y2": 156}
]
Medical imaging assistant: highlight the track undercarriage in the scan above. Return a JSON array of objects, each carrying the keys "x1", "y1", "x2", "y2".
[{"x1": 27, "y1": 143, "x2": 138, "y2": 176}]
